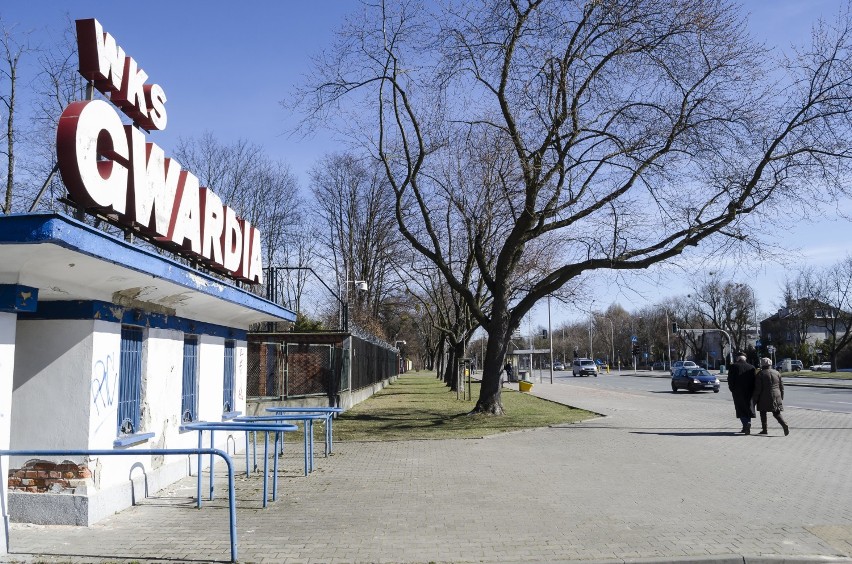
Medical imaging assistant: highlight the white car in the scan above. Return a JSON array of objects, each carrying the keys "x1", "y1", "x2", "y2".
[
  {"x1": 810, "y1": 362, "x2": 833, "y2": 371},
  {"x1": 572, "y1": 358, "x2": 598, "y2": 377},
  {"x1": 670, "y1": 360, "x2": 698, "y2": 376}
]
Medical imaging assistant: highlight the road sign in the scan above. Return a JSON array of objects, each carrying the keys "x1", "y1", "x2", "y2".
[
  {"x1": 631, "y1": 335, "x2": 637, "y2": 343},
  {"x1": 767, "y1": 345, "x2": 776, "y2": 353},
  {"x1": 755, "y1": 339, "x2": 761, "y2": 347}
]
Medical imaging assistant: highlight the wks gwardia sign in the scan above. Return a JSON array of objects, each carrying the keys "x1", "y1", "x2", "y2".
[{"x1": 57, "y1": 19, "x2": 264, "y2": 284}]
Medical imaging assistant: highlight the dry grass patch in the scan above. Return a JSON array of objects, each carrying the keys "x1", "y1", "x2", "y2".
[{"x1": 334, "y1": 371, "x2": 597, "y2": 441}]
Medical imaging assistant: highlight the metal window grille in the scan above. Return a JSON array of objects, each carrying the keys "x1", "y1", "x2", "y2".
[
  {"x1": 181, "y1": 336, "x2": 199, "y2": 422},
  {"x1": 118, "y1": 325, "x2": 144, "y2": 435},
  {"x1": 223, "y1": 339, "x2": 235, "y2": 413}
]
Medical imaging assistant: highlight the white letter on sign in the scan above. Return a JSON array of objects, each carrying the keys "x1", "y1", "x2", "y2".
[
  {"x1": 200, "y1": 187, "x2": 225, "y2": 267},
  {"x1": 113, "y1": 56, "x2": 149, "y2": 123},
  {"x1": 168, "y1": 171, "x2": 202, "y2": 254},
  {"x1": 221, "y1": 206, "x2": 243, "y2": 274},
  {"x1": 56, "y1": 100, "x2": 129, "y2": 214},
  {"x1": 127, "y1": 131, "x2": 178, "y2": 238},
  {"x1": 76, "y1": 19, "x2": 125, "y2": 95}
]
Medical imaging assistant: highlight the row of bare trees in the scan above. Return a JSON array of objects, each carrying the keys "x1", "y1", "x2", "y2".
[
  {"x1": 296, "y1": 0, "x2": 852, "y2": 414},
  {"x1": 9, "y1": 3, "x2": 852, "y2": 417}
]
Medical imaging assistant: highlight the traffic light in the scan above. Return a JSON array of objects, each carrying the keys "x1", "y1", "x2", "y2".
[
  {"x1": 541, "y1": 329, "x2": 548, "y2": 339},
  {"x1": 671, "y1": 322, "x2": 678, "y2": 333},
  {"x1": 632, "y1": 344, "x2": 639, "y2": 356}
]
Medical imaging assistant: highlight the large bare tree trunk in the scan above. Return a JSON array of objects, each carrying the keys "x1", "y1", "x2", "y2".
[{"x1": 473, "y1": 314, "x2": 514, "y2": 415}]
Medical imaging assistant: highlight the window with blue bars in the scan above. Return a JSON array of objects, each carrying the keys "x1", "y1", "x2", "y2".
[
  {"x1": 118, "y1": 325, "x2": 144, "y2": 435},
  {"x1": 181, "y1": 336, "x2": 199, "y2": 423},
  {"x1": 223, "y1": 340, "x2": 235, "y2": 413}
]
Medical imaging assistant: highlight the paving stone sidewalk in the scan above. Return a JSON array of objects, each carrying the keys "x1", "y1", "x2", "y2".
[{"x1": 3, "y1": 377, "x2": 852, "y2": 564}]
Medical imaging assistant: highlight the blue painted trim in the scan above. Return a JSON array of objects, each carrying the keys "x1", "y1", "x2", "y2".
[
  {"x1": 0, "y1": 284, "x2": 39, "y2": 312},
  {"x1": 113, "y1": 432, "x2": 156, "y2": 448},
  {"x1": 0, "y1": 213, "x2": 295, "y2": 322},
  {"x1": 17, "y1": 299, "x2": 248, "y2": 340}
]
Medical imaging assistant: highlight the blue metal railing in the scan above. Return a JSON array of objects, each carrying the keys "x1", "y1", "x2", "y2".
[
  {"x1": 234, "y1": 414, "x2": 327, "y2": 476},
  {"x1": 0, "y1": 447, "x2": 239, "y2": 562},
  {"x1": 265, "y1": 406, "x2": 344, "y2": 456},
  {"x1": 182, "y1": 421, "x2": 297, "y2": 508}
]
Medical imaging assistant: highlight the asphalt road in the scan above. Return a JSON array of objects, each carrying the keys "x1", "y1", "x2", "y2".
[{"x1": 524, "y1": 369, "x2": 852, "y2": 414}]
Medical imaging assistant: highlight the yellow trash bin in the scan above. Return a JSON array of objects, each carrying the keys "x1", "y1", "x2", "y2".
[{"x1": 518, "y1": 380, "x2": 533, "y2": 393}]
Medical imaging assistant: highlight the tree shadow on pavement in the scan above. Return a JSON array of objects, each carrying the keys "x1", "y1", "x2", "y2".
[{"x1": 631, "y1": 430, "x2": 740, "y2": 436}]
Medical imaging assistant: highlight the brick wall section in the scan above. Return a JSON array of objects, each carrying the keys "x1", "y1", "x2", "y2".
[{"x1": 7, "y1": 460, "x2": 91, "y2": 493}]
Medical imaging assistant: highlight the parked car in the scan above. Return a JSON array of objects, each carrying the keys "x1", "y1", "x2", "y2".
[
  {"x1": 775, "y1": 359, "x2": 804, "y2": 371},
  {"x1": 572, "y1": 358, "x2": 598, "y2": 377},
  {"x1": 553, "y1": 361, "x2": 565, "y2": 371},
  {"x1": 671, "y1": 368, "x2": 720, "y2": 393},
  {"x1": 810, "y1": 362, "x2": 833, "y2": 371},
  {"x1": 670, "y1": 360, "x2": 698, "y2": 376}
]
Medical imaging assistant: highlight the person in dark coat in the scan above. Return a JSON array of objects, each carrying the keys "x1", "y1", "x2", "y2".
[
  {"x1": 727, "y1": 354, "x2": 756, "y2": 434},
  {"x1": 503, "y1": 362, "x2": 515, "y2": 382},
  {"x1": 753, "y1": 357, "x2": 789, "y2": 436}
]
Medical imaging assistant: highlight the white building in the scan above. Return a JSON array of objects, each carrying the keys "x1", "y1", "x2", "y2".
[{"x1": 0, "y1": 213, "x2": 294, "y2": 547}]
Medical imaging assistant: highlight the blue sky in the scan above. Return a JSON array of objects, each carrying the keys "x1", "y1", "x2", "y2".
[{"x1": 2, "y1": 1, "x2": 851, "y2": 323}]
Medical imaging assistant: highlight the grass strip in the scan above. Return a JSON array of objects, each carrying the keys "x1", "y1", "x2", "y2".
[
  {"x1": 334, "y1": 371, "x2": 598, "y2": 442},
  {"x1": 787, "y1": 371, "x2": 852, "y2": 380}
]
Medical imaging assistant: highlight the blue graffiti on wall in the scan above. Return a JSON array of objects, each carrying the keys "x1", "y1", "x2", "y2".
[{"x1": 91, "y1": 354, "x2": 117, "y2": 415}]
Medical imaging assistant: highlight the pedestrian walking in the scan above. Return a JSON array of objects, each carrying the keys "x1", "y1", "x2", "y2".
[
  {"x1": 727, "y1": 354, "x2": 756, "y2": 434},
  {"x1": 753, "y1": 357, "x2": 789, "y2": 436},
  {"x1": 503, "y1": 362, "x2": 515, "y2": 382}
]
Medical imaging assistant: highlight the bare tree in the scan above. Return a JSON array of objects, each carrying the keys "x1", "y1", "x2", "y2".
[
  {"x1": 0, "y1": 20, "x2": 34, "y2": 213},
  {"x1": 26, "y1": 16, "x2": 87, "y2": 212},
  {"x1": 790, "y1": 257, "x2": 852, "y2": 370},
  {"x1": 309, "y1": 153, "x2": 405, "y2": 334},
  {"x1": 298, "y1": 0, "x2": 852, "y2": 414},
  {"x1": 174, "y1": 134, "x2": 303, "y2": 263},
  {"x1": 690, "y1": 274, "x2": 755, "y2": 354}
]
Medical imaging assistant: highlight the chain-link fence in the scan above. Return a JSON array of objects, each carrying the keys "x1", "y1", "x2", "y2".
[{"x1": 247, "y1": 332, "x2": 397, "y2": 400}]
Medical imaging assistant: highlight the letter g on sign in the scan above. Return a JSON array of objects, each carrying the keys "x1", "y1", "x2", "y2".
[{"x1": 57, "y1": 99, "x2": 130, "y2": 214}]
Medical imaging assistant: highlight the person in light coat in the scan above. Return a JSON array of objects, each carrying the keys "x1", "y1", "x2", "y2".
[{"x1": 753, "y1": 357, "x2": 789, "y2": 436}]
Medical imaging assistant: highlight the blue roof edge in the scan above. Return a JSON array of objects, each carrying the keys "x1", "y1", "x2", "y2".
[{"x1": 0, "y1": 213, "x2": 296, "y2": 323}]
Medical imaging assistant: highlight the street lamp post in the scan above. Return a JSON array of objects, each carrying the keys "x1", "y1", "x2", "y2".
[
  {"x1": 264, "y1": 266, "x2": 347, "y2": 330},
  {"x1": 665, "y1": 310, "x2": 672, "y2": 372},
  {"x1": 547, "y1": 295, "x2": 554, "y2": 384},
  {"x1": 601, "y1": 316, "x2": 615, "y2": 373},
  {"x1": 394, "y1": 340, "x2": 406, "y2": 374},
  {"x1": 342, "y1": 279, "x2": 368, "y2": 331},
  {"x1": 588, "y1": 307, "x2": 594, "y2": 360}
]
